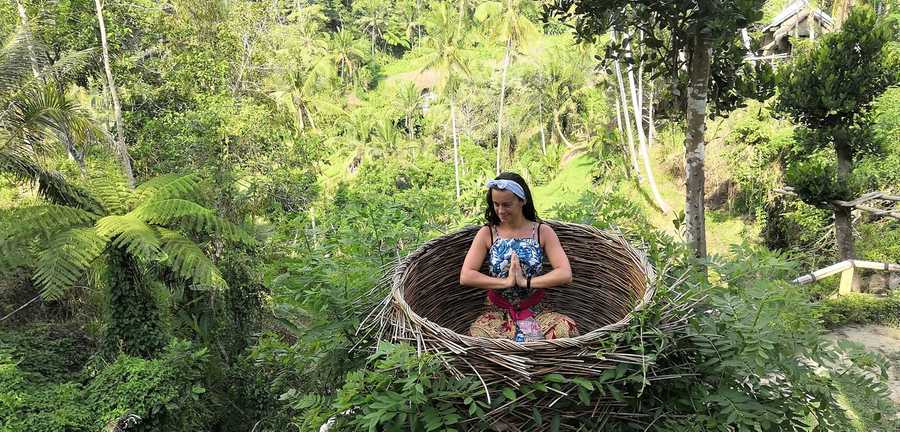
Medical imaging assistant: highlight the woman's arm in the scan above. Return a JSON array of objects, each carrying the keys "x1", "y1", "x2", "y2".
[
  {"x1": 460, "y1": 226, "x2": 515, "y2": 290},
  {"x1": 528, "y1": 224, "x2": 572, "y2": 289}
]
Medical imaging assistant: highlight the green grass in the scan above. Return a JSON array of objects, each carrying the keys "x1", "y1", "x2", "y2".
[
  {"x1": 531, "y1": 155, "x2": 596, "y2": 214},
  {"x1": 620, "y1": 134, "x2": 760, "y2": 256}
]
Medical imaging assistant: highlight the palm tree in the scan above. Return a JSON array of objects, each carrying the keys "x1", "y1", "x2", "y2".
[
  {"x1": 419, "y1": 2, "x2": 471, "y2": 199},
  {"x1": 353, "y1": 0, "x2": 391, "y2": 56},
  {"x1": 269, "y1": 59, "x2": 341, "y2": 132},
  {"x1": 475, "y1": 0, "x2": 538, "y2": 174},
  {"x1": 328, "y1": 28, "x2": 367, "y2": 86},
  {"x1": 393, "y1": 82, "x2": 422, "y2": 139},
  {"x1": 0, "y1": 173, "x2": 254, "y2": 358},
  {"x1": 1, "y1": 29, "x2": 102, "y2": 191},
  {"x1": 393, "y1": 0, "x2": 422, "y2": 49},
  {"x1": 544, "y1": 53, "x2": 587, "y2": 149},
  {"x1": 511, "y1": 68, "x2": 550, "y2": 155}
]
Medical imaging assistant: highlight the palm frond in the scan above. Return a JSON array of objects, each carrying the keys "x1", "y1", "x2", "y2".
[
  {"x1": 0, "y1": 47, "x2": 96, "y2": 108},
  {"x1": 3, "y1": 83, "x2": 84, "y2": 154},
  {"x1": 133, "y1": 173, "x2": 202, "y2": 203},
  {"x1": 33, "y1": 227, "x2": 107, "y2": 300},
  {"x1": 0, "y1": 149, "x2": 104, "y2": 212},
  {"x1": 158, "y1": 228, "x2": 226, "y2": 289},
  {"x1": 0, "y1": 27, "x2": 46, "y2": 95},
  {"x1": 95, "y1": 214, "x2": 164, "y2": 262}
]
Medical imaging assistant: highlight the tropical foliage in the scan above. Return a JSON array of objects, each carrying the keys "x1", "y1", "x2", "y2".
[{"x1": 1, "y1": 0, "x2": 898, "y2": 431}]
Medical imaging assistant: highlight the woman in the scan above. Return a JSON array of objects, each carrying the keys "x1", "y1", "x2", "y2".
[{"x1": 460, "y1": 172, "x2": 578, "y2": 341}]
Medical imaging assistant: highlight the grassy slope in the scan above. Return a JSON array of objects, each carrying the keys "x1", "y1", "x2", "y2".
[{"x1": 532, "y1": 149, "x2": 756, "y2": 257}]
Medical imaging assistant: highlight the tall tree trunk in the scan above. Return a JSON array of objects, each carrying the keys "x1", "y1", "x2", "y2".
[
  {"x1": 450, "y1": 95, "x2": 461, "y2": 199},
  {"x1": 636, "y1": 30, "x2": 643, "y2": 117},
  {"x1": 495, "y1": 38, "x2": 511, "y2": 175},
  {"x1": 626, "y1": 37, "x2": 671, "y2": 214},
  {"x1": 553, "y1": 111, "x2": 572, "y2": 148},
  {"x1": 95, "y1": 0, "x2": 135, "y2": 187},
  {"x1": 538, "y1": 96, "x2": 546, "y2": 155},
  {"x1": 15, "y1": 0, "x2": 40, "y2": 77},
  {"x1": 684, "y1": 35, "x2": 711, "y2": 262},
  {"x1": 105, "y1": 249, "x2": 165, "y2": 359},
  {"x1": 832, "y1": 0, "x2": 860, "y2": 30},
  {"x1": 833, "y1": 127, "x2": 855, "y2": 260},
  {"x1": 303, "y1": 104, "x2": 316, "y2": 130},
  {"x1": 613, "y1": 93, "x2": 632, "y2": 178},
  {"x1": 612, "y1": 31, "x2": 641, "y2": 179},
  {"x1": 648, "y1": 83, "x2": 657, "y2": 148},
  {"x1": 406, "y1": 113, "x2": 413, "y2": 140}
]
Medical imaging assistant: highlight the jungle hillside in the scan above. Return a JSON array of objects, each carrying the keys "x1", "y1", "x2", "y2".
[{"x1": 1, "y1": 0, "x2": 899, "y2": 431}]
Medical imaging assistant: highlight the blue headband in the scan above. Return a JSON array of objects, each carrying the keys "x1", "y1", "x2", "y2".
[{"x1": 486, "y1": 179, "x2": 526, "y2": 201}]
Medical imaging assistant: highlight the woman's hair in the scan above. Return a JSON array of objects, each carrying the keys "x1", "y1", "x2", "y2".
[{"x1": 484, "y1": 172, "x2": 539, "y2": 225}]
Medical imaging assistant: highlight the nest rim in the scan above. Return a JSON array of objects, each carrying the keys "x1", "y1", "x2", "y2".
[{"x1": 386, "y1": 220, "x2": 657, "y2": 349}]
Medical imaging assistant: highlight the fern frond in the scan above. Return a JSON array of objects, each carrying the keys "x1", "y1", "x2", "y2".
[
  {"x1": 88, "y1": 175, "x2": 131, "y2": 215},
  {"x1": 131, "y1": 198, "x2": 213, "y2": 222},
  {"x1": 33, "y1": 227, "x2": 107, "y2": 300},
  {"x1": 2, "y1": 204, "x2": 99, "y2": 243},
  {"x1": 95, "y1": 214, "x2": 164, "y2": 262},
  {"x1": 130, "y1": 198, "x2": 256, "y2": 244},
  {"x1": 157, "y1": 228, "x2": 226, "y2": 289},
  {"x1": 134, "y1": 173, "x2": 201, "y2": 204}
]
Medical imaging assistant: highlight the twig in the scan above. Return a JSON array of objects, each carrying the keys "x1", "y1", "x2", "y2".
[{"x1": 0, "y1": 295, "x2": 40, "y2": 323}]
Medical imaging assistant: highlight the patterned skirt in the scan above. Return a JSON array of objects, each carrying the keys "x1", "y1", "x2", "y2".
[{"x1": 469, "y1": 301, "x2": 579, "y2": 340}]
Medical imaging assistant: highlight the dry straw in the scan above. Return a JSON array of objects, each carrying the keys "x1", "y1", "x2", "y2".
[{"x1": 359, "y1": 221, "x2": 685, "y2": 391}]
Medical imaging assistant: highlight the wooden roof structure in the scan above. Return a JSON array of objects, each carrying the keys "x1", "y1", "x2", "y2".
[{"x1": 759, "y1": 0, "x2": 834, "y2": 59}]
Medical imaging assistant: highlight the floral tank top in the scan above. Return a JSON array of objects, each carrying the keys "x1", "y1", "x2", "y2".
[{"x1": 488, "y1": 222, "x2": 544, "y2": 313}]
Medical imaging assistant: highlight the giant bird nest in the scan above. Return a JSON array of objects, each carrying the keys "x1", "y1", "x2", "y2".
[{"x1": 361, "y1": 221, "x2": 685, "y2": 391}]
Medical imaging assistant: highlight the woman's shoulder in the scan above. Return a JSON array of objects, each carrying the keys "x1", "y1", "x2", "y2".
[
  {"x1": 537, "y1": 222, "x2": 558, "y2": 244},
  {"x1": 475, "y1": 225, "x2": 493, "y2": 245}
]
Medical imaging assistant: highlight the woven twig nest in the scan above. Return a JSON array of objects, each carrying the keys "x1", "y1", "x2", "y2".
[{"x1": 363, "y1": 220, "x2": 657, "y2": 387}]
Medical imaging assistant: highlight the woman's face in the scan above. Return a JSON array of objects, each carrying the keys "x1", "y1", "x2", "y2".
[{"x1": 491, "y1": 189, "x2": 524, "y2": 223}]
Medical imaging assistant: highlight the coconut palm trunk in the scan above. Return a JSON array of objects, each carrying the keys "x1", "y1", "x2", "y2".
[
  {"x1": 613, "y1": 95, "x2": 631, "y2": 178},
  {"x1": 626, "y1": 37, "x2": 671, "y2": 214},
  {"x1": 684, "y1": 35, "x2": 712, "y2": 261},
  {"x1": 94, "y1": 0, "x2": 135, "y2": 187},
  {"x1": 495, "y1": 37, "x2": 511, "y2": 174},
  {"x1": 538, "y1": 96, "x2": 546, "y2": 155},
  {"x1": 612, "y1": 32, "x2": 641, "y2": 179},
  {"x1": 450, "y1": 95, "x2": 461, "y2": 199}
]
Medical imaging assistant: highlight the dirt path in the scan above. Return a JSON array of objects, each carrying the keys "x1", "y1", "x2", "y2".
[{"x1": 826, "y1": 325, "x2": 900, "y2": 406}]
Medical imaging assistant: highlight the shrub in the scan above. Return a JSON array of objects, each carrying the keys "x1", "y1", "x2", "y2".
[
  {"x1": 0, "y1": 355, "x2": 94, "y2": 432},
  {"x1": 819, "y1": 293, "x2": 900, "y2": 328},
  {"x1": 85, "y1": 340, "x2": 212, "y2": 431},
  {"x1": 0, "y1": 322, "x2": 94, "y2": 383}
]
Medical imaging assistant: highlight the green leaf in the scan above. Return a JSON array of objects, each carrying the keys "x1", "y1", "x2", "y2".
[
  {"x1": 544, "y1": 373, "x2": 566, "y2": 383},
  {"x1": 33, "y1": 228, "x2": 107, "y2": 300},
  {"x1": 501, "y1": 387, "x2": 516, "y2": 401}
]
